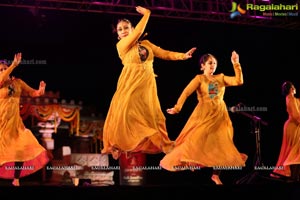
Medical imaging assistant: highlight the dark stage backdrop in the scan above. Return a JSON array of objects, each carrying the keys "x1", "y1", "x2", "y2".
[{"x1": 0, "y1": 6, "x2": 299, "y2": 176}]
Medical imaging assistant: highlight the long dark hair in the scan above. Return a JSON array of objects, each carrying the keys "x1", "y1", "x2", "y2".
[{"x1": 281, "y1": 81, "x2": 293, "y2": 96}]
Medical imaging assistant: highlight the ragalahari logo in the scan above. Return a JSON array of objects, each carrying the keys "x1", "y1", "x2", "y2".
[
  {"x1": 229, "y1": 2, "x2": 298, "y2": 18},
  {"x1": 229, "y1": 2, "x2": 246, "y2": 19}
]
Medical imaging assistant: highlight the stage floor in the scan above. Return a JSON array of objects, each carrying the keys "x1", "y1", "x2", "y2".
[
  {"x1": 1, "y1": 169, "x2": 299, "y2": 199},
  {"x1": 0, "y1": 181, "x2": 299, "y2": 199}
]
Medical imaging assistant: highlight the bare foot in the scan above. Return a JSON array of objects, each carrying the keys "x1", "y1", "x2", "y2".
[
  {"x1": 12, "y1": 179, "x2": 20, "y2": 186},
  {"x1": 211, "y1": 175, "x2": 223, "y2": 185},
  {"x1": 112, "y1": 148, "x2": 121, "y2": 160}
]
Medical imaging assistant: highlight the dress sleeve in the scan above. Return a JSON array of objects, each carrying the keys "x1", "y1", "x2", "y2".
[
  {"x1": 287, "y1": 97, "x2": 300, "y2": 124},
  {"x1": 173, "y1": 75, "x2": 200, "y2": 113},
  {"x1": 223, "y1": 63, "x2": 243, "y2": 86},
  {"x1": 18, "y1": 79, "x2": 37, "y2": 97},
  {"x1": 145, "y1": 40, "x2": 186, "y2": 60},
  {"x1": 0, "y1": 65, "x2": 17, "y2": 87},
  {"x1": 116, "y1": 11, "x2": 151, "y2": 60}
]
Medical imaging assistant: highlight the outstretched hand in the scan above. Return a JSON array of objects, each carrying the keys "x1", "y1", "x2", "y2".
[
  {"x1": 166, "y1": 108, "x2": 177, "y2": 115},
  {"x1": 32, "y1": 81, "x2": 46, "y2": 97},
  {"x1": 184, "y1": 47, "x2": 197, "y2": 59},
  {"x1": 12, "y1": 52, "x2": 22, "y2": 67},
  {"x1": 231, "y1": 51, "x2": 239, "y2": 64},
  {"x1": 38, "y1": 81, "x2": 46, "y2": 96},
  {"x1": 136, "y1": 6, "x2": 150, "y2": 15}
]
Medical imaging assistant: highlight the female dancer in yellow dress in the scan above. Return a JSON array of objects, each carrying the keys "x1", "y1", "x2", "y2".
[
  {"x1": 101, "y1": 6, "x2": 197, "y2": 159},
  {"x1": 0, "y1": 53, "x2": 50, "y2": 186},
  {"x1": 271, "y1": 81, "x2": 300, "y2": 182},
  {"x1": 160, "y1": 51, "x2": 247, "y2": 185}
]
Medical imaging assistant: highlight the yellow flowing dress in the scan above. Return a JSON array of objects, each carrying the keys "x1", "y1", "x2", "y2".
[
  {"x1": 101, "y1": 10, "x2": 187, "y2": 159},
  {"x1": 0, "y1": 78, "x2": 50, "y2": 178},
  {"x1": 160, "y1": 63, "x2": 247, "y2": 171},
  {"x1": 272, "y1": 95, "x2": 300, "y2": 177}
]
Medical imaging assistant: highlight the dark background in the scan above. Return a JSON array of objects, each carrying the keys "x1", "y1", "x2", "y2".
[{"x1": 0, "y1": 5, "x2": 299, "y2": 184}]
